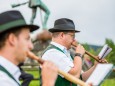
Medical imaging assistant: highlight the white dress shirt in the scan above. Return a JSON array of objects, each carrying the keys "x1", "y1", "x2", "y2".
[
  {"x1": 42, "y1": 41, "x2": 74, "y2": 73},
  {"x1": 0, "y1": 56, "x2": 21, "y2": 86}
]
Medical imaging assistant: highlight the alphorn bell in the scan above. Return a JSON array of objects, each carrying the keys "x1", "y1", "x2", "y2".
[
  {"x1": 72, "y1": 42, "x2": 108, "y2": 63},
  {"x1": 27, "y1": 51, "x2": 90, "y2": 86}
]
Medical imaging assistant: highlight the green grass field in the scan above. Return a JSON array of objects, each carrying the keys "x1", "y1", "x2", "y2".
[
  {"x1": 101, "y1": 79, "x2": 115, "y2": 86},
  {"x1": 28, "y1": 78, "x2": 115, "y2": 86},
  {"x1": 25, "y1": 71, "x2": 115, "y2": 86}
]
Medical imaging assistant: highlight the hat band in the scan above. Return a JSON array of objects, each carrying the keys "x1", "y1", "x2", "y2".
[
  {"x1": 0, "y1": 19, "x2": 26, "y2": 32},
  {"x1": 54, "y1": 24, "x2": 75, "y2": 30}
]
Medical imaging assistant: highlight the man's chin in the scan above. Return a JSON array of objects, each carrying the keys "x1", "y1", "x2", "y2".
[
  {"x1": 20, "y1": 56, "x2": 27, "y2": 63},
  {"x1": 67, "y1": 46, "x2": 71, "y2": 50}
]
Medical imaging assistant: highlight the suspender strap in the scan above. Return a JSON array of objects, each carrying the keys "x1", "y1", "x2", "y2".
[
  {"x1": 42, "y1": 44, "x2": 72, "y2": 57},
  {"x1": 50, "y1": 44, "x2": 65, "y2": 53},
  {"x1": 46, "y1": 44, "x2": 74, "y2": 59},
  {"x1": 0, "y1": 65, "x2": 21, "y2": 86}
]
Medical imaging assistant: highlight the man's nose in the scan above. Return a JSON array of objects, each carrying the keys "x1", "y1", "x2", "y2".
[{"x1": 28, "y1": 41, "x2": 34, "y2": 50}]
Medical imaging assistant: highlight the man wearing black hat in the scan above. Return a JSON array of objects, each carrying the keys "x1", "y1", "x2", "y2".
[
  {"x1": 42, "y1": 18, "x2": 98, "y2": 86},
  {"x1": 0, "y1": 10, "x2": 58, "y2": 86}
]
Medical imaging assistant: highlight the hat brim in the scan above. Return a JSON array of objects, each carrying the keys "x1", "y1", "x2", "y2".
[
  {"x1": 22, "y1": 24, "x2": 39, "y2": 32},
  {"x1": 49, "y1": 28, "x2": 80, "y2": 33}
]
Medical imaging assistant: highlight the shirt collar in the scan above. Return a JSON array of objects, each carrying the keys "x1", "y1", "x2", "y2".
[
  {"x1": 51, "y1": 41, "x2": 67, "y2": 51},
  {"x1": 51, "y1": 42, "x2": 72, "y2": 61},
  {"x1": 0, "y1": 56, "x2": 21, "y2": 82}
]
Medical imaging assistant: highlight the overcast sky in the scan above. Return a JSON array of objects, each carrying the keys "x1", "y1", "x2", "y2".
[{"x1": 0, "y1": 0, "x2": 115, "y2": 45}]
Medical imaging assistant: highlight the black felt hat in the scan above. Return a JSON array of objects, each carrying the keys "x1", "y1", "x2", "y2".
[
  {"x1": 0, "y1": 10, "x2": 39, "y2": 33},
  {"x1": 49, "y1": 18, "x2": 80, "y2": 33}
]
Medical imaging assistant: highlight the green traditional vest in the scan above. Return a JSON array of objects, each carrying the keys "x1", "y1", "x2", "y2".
[{"x1": 42, "y1": 44, "x2": 80, "y2": 86}]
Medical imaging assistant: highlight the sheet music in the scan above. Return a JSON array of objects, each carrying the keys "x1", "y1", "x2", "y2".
[
  {"x1": 86, "y1": 64, "x2": 113, "y2": 86},
  {"x1": 98, "y1": 44, "x2": 112, "y2": 59},
  {"x1": 102, "y1": 48, "x2": 112, "y2": 59}
]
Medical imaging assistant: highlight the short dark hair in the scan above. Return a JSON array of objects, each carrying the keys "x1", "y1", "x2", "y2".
[
  {"x1": 52, "y1": 32, "x2": 61, "y2": 38},
  {"x1": 52, "y1": 31, "x2": 73, "y2": 38},
  {"x1": 0, "y1": 26, "x2": 29, "y2": 49}
]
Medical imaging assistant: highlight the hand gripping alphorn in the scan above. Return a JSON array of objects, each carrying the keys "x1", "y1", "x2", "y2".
[
  {"x1": 72, "y1": 42, "x2": 108, "y2": 63},
  {"x1": 27, "y1": 51, "x2": 89, "y2": 86}
]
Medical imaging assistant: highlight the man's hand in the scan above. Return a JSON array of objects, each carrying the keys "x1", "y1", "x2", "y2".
[
  {"x1": 75, "y1": 44, "x2": 85, "y2": 56},
  {"x1": 42, "y1": 61, "x2": 58, "y2": 86},
  {"x1": 94, "y1": 56, "x2": 108, "y2": 65},
  {"x1": 88, "y1": 83, "x2": 93, "y2": 86}
]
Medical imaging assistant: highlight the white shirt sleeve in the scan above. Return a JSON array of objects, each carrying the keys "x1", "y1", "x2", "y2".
[{"x1": 42, "y1": 49, "x2": 74, "y2": 73}]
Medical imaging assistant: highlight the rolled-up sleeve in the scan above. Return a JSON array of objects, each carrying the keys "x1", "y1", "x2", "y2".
[{"x1": 42, "y1": 49, "x2": 74, "y2": 73}]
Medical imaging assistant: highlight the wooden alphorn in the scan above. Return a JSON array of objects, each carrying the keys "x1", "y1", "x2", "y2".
[{"x1": 27, "y1": 51, "x2": 89, "y2": 86}]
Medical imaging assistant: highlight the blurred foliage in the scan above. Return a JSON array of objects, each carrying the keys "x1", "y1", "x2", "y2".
[
  {"x1": 105, "y1": 38, "x2": 115, "y2": 79},
  {"x1": 105, "y1": 38, "x2": 115, "y2": 65},
  {"x1": 82, "y1": 43, "x2": 101, "y2": 64}
]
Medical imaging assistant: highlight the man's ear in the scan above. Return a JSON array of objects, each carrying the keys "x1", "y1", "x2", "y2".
[
  {"x1": 60, "y1": 32, "x2": 64, "y2": 39},
  {"x1": 7, "y1": 33, "x2": 18, "y2": 46}
]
